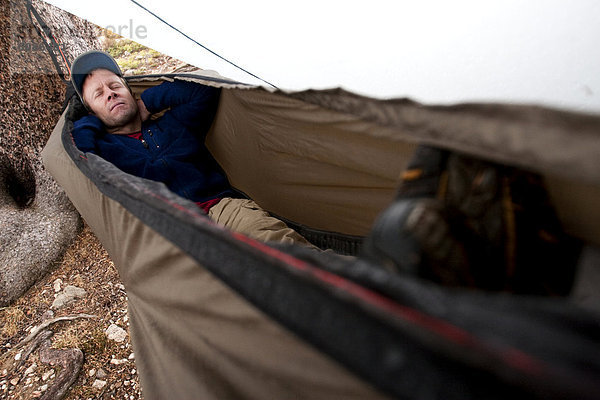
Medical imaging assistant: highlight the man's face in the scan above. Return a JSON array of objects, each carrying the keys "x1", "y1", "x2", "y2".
[{"x1": 82, "y1": 69, "x2": 139, "y2": 131}]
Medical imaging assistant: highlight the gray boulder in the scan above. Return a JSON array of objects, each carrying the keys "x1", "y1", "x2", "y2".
[{"x1": 0, "y1": 159, "x2": 82, "y2": 306}]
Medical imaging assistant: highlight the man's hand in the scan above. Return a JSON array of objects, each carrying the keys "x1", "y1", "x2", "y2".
[{"x1": 137, "y1": 99, "x2": 151, "y2": 122}]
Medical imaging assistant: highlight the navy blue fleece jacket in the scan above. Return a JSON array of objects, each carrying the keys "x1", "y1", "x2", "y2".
[{"x1": 72, "y1": 80, "x2": 233, "y2": 203}]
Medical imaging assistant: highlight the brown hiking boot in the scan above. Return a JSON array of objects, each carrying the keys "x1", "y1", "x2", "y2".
[{"x1": 363, "y1": 145, "x2": 581, "y2": 295}]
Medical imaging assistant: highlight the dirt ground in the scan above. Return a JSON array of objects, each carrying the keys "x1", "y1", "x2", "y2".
[
  {"x1": 1, "y1": 225, "x2": 141, "y2": 400},
  {"x1": 0, "y1": 35, "x2": 195, "y2": 399}
]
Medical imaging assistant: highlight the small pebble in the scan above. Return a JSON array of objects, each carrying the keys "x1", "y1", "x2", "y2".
[
  {"x1": 51, "y1": 285, "x2": 87, "y2": 309},
  {"x1": 42, "y1": 369, "x2": 54, "y2": 381},
  {"x1": 41, "y1": 310, "x2": 54, "y2": 321},
  {"x1": 25, "y1": 363, "x2": 37, "y2": 375},
  {"x1": 106, "y1": 324, "x2": 127, "y2": 342},
  {"x1": 92, "y1": 379, "x2": 107, "y2": 389}
]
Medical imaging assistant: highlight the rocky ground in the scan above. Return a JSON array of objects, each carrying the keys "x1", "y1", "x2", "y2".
[
  {"x1": 98, "y1": 29, "x2": 196, "y2": 76},
  {"x1": 1, "y1": 18, "x2": 195, "y2": 399},
  {"x1": 1, "y1": 226, "x2": 139, "y2": 400}
]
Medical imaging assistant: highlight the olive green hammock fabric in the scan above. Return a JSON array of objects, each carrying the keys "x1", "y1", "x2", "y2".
[{"x1": 43, "y1": 72, "x2": 600, "y2": 400}]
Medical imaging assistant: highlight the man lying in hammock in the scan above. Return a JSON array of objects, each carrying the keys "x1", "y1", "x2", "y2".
[{"x1": 70, "y1": 50, "x2": 313, "y2": 247}]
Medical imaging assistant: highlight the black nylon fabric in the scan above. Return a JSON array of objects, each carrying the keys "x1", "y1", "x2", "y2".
[
  {"x1": 284, "y1": 246, "x2": 600, "y2": 396},
  {"x1": 278, "y1": 216, "x2": 364, "y2": 256},
  {"x1": 61, "y1": 89, "x2": 600, "y2": 400}
]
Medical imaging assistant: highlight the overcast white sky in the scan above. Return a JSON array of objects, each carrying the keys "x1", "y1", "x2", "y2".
[{"x1": 47, "y1": 0, "x2": 600, "y2": 113}]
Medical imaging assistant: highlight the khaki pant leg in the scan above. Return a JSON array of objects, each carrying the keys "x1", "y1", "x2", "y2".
[{"x1": 208, "y1": 198, "x2": 313, "y2": 246}]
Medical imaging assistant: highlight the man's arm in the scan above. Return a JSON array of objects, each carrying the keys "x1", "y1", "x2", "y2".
[
  {"x1": 72, "y1": 115, "x2": 104, "y2": 153},
  {"x1": 140, "y1": 80, "x2": 220, "y2": 133}
]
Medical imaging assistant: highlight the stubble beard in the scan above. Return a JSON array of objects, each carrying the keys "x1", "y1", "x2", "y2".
[{"x1": 103, "y1": 101, "x2": 140, "y2": 132}]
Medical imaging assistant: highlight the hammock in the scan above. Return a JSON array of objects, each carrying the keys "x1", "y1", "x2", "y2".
[{"x1": 43, "y1": 71, "x2": 600, "y2": 400}]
